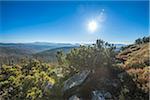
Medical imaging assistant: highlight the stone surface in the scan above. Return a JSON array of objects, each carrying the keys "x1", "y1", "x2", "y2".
[
  {"x1": 62, "y1": 68, "x2": 121, "y2": 99},
  {"x1": 104, "y1": 92, "x2": 112, "y2": 99},
  {"x1": 92, "y1": 90, "x2": 105, "y2": 100},
  {"x1": 63, "y1": 70, "x2": 90, "y2": 92},
  {"x1": 68, "y1": 95, "x2": 81, "y2": 100}
]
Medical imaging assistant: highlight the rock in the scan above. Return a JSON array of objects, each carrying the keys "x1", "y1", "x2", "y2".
[
  {"x1": 69, "y1": 95, "x2": 81, "y2": 100},
  {"x1": 92, "y1": 90, "x2": 105, "y2": 100},
  {"x1": 63, "y1": 68, "x2": 121, "y2": 99},
  {"x1": 104, "y1": 92, "x2": 112, "y2": 99},
  {"x1": 62, "y1": 70, "x2": 90, "y2": 98},
  {"x1": 63, "y1": 70, "x2": 90, "y2": 92}
]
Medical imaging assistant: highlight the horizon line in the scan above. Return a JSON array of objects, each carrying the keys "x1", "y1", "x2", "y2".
[{"x1": 0, "y1": 41, "x2": 132, "y2": 45}]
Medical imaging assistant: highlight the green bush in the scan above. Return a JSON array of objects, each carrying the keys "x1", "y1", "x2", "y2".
[
  {"x1": 62, "y1": 39, "x2": 117, "y2": 71},
  {"x1": 0, "y1": 59, "x2": 63, "y2": 100}
]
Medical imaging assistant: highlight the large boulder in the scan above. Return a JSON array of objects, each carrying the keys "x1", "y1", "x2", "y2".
[{"x1": 62, "y1": 70, "x2": 90, "y2": 98}]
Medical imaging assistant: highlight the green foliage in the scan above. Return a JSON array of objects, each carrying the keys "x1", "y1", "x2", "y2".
[
  {"x1": 0, "y1": 59, "x2": 64, "y2": 100},
  {"x1": 0, "y1": 38, "x2": 149, "y2": 100},
  {"x1": 64, "y1": 39, "x2": 116, "y2": 71},
  {"x1": 120, "y1": 36, "x2": 149, "y2": 51},
  {"x1": 135, "y1": 36, "x2": 150, "y2": 44},
  {"x1": 33, "y1": 47, "x2": 76, "y2": 63},
  {"x1": 56, "y1": 51, "x2": 65, "y2": 65}
]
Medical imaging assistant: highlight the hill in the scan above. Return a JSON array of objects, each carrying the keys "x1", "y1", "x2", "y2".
[
  {"x1": 0, "y1": 46, "x2": 33, "y2": 56},
  {"x1": 0, "y1": 43, "x2": 79, "y2": 65},
  {"x1": 0, "y1": 42, "x2": 79, "y2": 65},
  {"x1": 116, "y1": 42, "x2": 149, "y2": 96},
  {"x1": 0, "y1": 42, "x2": 76, "y2": 53},
  {"x1": 33, "y1": 46, "x2": 78, "y2": 63},
  {"x1": 117, "y1": 43, "x2": 149, "y2": 68},
  {"x1": 0, "y1": 46, "x2": 33, "y2": 65}
]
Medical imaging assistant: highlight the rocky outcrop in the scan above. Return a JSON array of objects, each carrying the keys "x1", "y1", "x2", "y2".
[
  {"x1": 62, "y1": 68, "x2": 121, "y2": 100},
  {"x1": 62, "y1": 70, "x2": 91, "y2": 99},
  {"x1": 63, "y1": 70, "x2": 90, "y2": 92}
]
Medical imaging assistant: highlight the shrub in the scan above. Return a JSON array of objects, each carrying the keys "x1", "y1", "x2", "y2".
[
  {"x1": 62, "y1": 39, "x2": 116, "y2": 72},
  {"x1": 0, "y1": 59, "x2": 62, "y2": 99}
]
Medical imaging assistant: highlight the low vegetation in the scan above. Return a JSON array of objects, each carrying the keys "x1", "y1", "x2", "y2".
[
  {"x1": 0, "y1": 36, "x2": 149, "y2": 100},
  {"x1": 117, "y1": 36, "x2": 149, "y2": 99}
]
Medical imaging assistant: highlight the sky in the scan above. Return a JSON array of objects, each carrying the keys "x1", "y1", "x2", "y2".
[{"x1": 0, "y1": 1, "x2": 149, "y2": 44}]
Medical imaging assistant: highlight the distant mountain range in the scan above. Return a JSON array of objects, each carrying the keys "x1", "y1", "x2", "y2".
[
  {"x1": 33, "y1": 46, "x2": 79, "y2": 63},
  {"x1": 0, "y1": 42, "x2": 125, "y2": 65},
  {"x1": 0, "y1": 42, "x2": 79, "y2": 53},
  {"x1": 0, "y1": 42, "x2": 80, "y2": 65}
]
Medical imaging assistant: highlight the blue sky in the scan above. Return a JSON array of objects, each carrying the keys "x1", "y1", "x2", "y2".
[{"x1": 0, "y1": 1, "x2": 149, "y2": 44}]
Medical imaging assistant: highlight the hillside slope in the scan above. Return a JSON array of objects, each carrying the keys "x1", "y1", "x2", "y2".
[
  {"x1": 0, "y1": 47, "x2": 33, "y2": 56},
  {"x1": 117, "y1": 43, "x2": 149, "y2": 68},
  {"x1": 0, "y1": 43, "x2": 79, "y2": 65},
  {"x1": 117, "y1": 42, "x2": 149, "y2": 96},
  {"x1": 33, "y1": 46, "x2": 78, "y2": 63},
  {"x1": 0, "y1": 47, "x2": 33, "y2": 65},
  {"x1": 0, "y1": 42, "x2": 79, "y2": 53}
]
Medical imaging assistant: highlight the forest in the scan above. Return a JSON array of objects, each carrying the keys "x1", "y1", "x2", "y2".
[{"x1": 0, "y1": 36, "x2": 149, "y2": 100}]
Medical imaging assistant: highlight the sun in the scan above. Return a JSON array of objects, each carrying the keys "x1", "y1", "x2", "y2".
[{"x1": 88, "y1": 20, "x2": 98, "y2": 33}]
